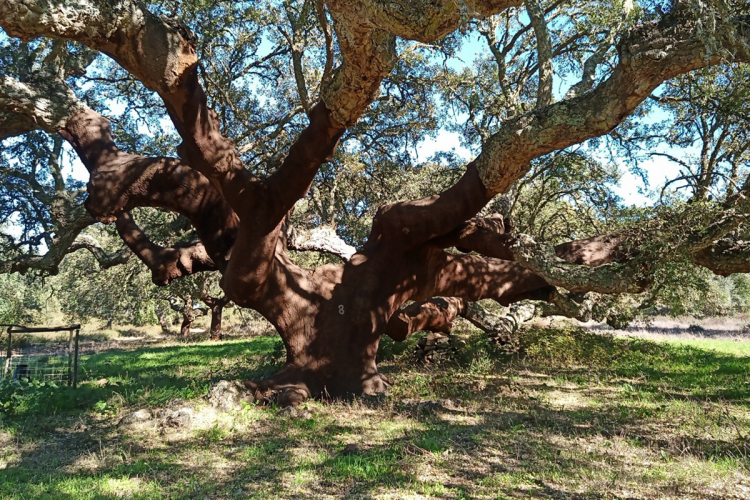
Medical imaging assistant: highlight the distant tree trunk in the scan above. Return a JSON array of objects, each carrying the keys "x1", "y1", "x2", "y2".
[
  {"x1": 202, "y1": 295, "x2": 230, "y2": 341},
  {"x1": 180, "y1": 295, "x2": 194, "y2": 339},
  {"x1": 209, "y1": 303, "x2": 224, "y2": 341},
  {"x1": 154, "y1": 304, "x2": 171, "y2": 334}
]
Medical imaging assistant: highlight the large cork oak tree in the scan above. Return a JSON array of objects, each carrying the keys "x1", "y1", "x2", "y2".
[{"x1": 1, "y1": 0, "x2": 750, "y2": 405}]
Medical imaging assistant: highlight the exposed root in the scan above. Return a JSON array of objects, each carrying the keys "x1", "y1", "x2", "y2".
[{"x1": 208, "y1": 368, "x2": 391, "y2": 409}]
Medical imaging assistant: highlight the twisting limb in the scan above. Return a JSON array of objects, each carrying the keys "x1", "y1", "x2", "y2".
[
  {"x1": 385, "y1": 297, "x2": 467, "y2": 341},
  {"x1": 68, "y1": 234, "x2": 132, "y2": 270},
  {"x1": 320, "y1": 2, "x2": 398, "y2": 126},
  {"x1": 59, "y1": 108, "x2": 238, "y2": 268},
  {"x1": 0, "y1": 0, "x2": 255, "y2": 208},
  {"x1": 1, "y1": 62, "x2": 239, "y2": 268},
  {"x1": 694, "y1": 239, "x2": 750, "y2": 276},
  {"x1": 385, "y1": 296, "x2": 538, "y2": 351},
  {"x1": 509, "y1": 234, "x2": 645, "y2": 294},
  {"x1": 473, "y1": 11, "x2": 750, "y2": 193},
  {"x1": 366, "y1": 163, "x2": 494, "y2": 252},
  {"x1": 115, "y1": 213, "x2": 215, "y2": 286},
  {"x1": 324, "y1": 0, "x2": 522, "y2": 44},
  {"x1": 0, "y1": 75, "x2": 87, "y2": 133},
  {"x1": 0, "y1": 207, "x2": 94, "y2": 275},
  {"x1": 431, "y1": 214, "x2": 514, "y2": 259}
]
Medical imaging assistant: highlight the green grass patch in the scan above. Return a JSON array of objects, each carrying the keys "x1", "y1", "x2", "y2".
[{"x1": 0, "y1": 325, "x2": 748, "y2": 499}]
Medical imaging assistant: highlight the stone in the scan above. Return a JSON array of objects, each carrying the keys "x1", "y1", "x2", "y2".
[
  {"x1": 118, "y1": 408, "x2": 152, "y2": 426},
  {"x1": 162, "y1": 407, "x2": 193, "y2": 428},
  {"x1": 207, "y1": 380, "x2": 255, "y2": 411}
]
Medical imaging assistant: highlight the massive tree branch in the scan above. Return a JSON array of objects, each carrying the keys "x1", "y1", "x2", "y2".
[
  {"x1": 694, "y1": 239, "x2": 750, "y2": 276},
  {"x1": 115, "y1": 212, "x2": 215, "y2": 286},
  {"x1": 366, "y1": 163, "x2": 494, "y2": 252},
  {"x1": 0, "y1": 75, "x2": 86, "y2": 134},
  {"x1": 58, "y1": 108, "x2": 238, "y2": 268},
  {"x1": 0, "y1": 206, "x2": 94, "y2": 275},
  {"x1": 0, "y1": 111, "x2": 40, "y2": 140},
  {"x1": 509, "y1": 234, "x2": 645, "y2": 293},
  {"x1": 474, "y1": 12, "x2": 750, "y2": 193},
  {"x1": 385, "y1": 296, "x2": 538, "y2": 348},
  {"x1": 326, "y1": 0, "x2": 522, "y2": 44},
  {"x1": 321, "y1": 2, "x2": 398, "y2": 126},
  {"x1": 0, "y1": 0, "x2": 256, "y2": 208}
]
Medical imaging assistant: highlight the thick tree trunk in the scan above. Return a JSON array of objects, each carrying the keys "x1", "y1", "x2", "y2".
[{"x1": 6, "y1": 1, "x2": 750, "y2": 407}]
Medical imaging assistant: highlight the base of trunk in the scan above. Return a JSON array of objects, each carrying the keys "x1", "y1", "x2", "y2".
[{"x1": 208, "y1": 364, "x2": 391, "y2": 408}]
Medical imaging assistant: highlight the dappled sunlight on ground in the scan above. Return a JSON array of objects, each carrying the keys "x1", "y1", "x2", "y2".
[{"x1": 0, "y1": 325, "x2": 748, "y2": 499}]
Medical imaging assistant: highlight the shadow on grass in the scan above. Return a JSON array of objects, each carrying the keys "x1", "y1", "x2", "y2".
[
  {"x1": 0, "y1": 336, "x2": 284, "y2": 421},
  {"x1": 0, "y1": 326, "x2": 748, "y2": 499}
]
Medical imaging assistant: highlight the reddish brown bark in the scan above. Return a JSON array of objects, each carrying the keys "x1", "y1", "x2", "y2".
[
  {"x1": 385, "y1": 297, "x2": 467, "y2": 342},
  {"x1": 202, "y1": 295, "x2": 230, "y2": 341},
  {"x1": 53, "y1": 102, "x2": 637, "y2": 404},
  {"x1": 115, "y1": 213, "x2": 216, "y2": 285},
  {"x1": 60, "y1": 109, "x2": 238, "y2": 272},
  {"x1": 6, "y1": 2, "x2": 748, "y2": 406}
]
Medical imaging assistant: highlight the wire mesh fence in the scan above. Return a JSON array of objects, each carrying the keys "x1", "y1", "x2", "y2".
[{"x1": 1, "y1": 324, "x2": 80, "y2": 387}]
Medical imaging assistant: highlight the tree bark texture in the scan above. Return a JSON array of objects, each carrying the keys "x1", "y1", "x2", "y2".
[{"x1": 2, "y1": 1, "x2": 750, "y2": 404}]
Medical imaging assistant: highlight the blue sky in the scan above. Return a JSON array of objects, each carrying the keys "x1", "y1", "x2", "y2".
[{"x1": 413, "y1": 31, "x2": 686, "y2": 207}]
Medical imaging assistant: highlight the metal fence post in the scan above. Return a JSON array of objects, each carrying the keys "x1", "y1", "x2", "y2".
[
  {"x1": 73, "y1": 328, "x2": 80, "y2": 388},
  {"x1": 67, "y1": 329, "x2": 74, "y2": 386},
  {"x1": 3, "y1": 327, "x2": 11, "y2": 378}
]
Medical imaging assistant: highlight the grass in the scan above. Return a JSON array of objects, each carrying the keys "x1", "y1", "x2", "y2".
[{"x1": 0, "y1": 324, "x2": 748, "y2": 499}]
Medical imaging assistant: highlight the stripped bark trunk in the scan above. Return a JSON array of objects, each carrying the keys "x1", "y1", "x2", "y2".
[{"x1": 2, "y1": 1, "x2": 750, "y2": 406}]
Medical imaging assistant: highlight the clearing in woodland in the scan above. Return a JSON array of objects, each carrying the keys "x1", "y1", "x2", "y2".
[{"x1": 0, "y1": 319, "x2": 748, "y2": 500}]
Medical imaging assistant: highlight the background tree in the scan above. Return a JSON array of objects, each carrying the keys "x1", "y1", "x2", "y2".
[{"x1": 1, "y1": 0, "x2": 750, "y2": 406}]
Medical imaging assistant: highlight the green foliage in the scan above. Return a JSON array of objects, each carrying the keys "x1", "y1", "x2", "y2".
[
  {"x1": 510, "y1": 150, "x2": 622, "y2": 243},
  {"x1": 518, "y1": 325, "x2": 750, "y2": 400},
  {"x1": 0, "y1": 273, "x2": 45, "y2": 325},
  {"x1": 0, "y1": 338, "x2": 280, "y2": 418},
  {"x1": 0, "y1": 378, "x2": 61, "y2": 416},
  {"x1": 53, "y1": 247, "x2": 158, "y2": 326},
  {"x1": 519, "y1": 325, "x2": 661, "y2": 367}
]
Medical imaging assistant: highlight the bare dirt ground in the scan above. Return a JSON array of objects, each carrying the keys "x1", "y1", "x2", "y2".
[{"x1": 559, "y1": 315, "x2": 750, "y2": 342}]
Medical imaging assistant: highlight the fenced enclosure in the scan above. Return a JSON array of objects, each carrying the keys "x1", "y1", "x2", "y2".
[{"x1": 1, "y1": 324, "x2": 81, "y2": 388}]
